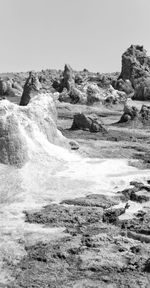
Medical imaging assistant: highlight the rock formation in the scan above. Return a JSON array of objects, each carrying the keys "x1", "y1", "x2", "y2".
[
  {"x1": 0, "y1": 78, "x2": 22, "y2": 98},
  {"x1": 62, "y1": 64, "x2": 75, "y2": 91},
  {"x1": 119, "y1": 45, "x2": 150, "y2": 88},
  {"x1": 118, "y1": 104, "x2": 139, "y2": 124},
  {"x1": 71, "y1": 113, "x2": 107, "y2": 133},
  {"x1": 0, "y1": 79, "x2": 8, "y2": 95},
  {"x1": 118, "y1": 103, "x2": 150, "y2": 126},
  {"x1": 59, "y1": 86, "x2": 86, "y2": 104},
  {"x1": 103, "y1": 202, "x2": 130, "y2": 224},
  {"x1": 132, "y1": 78, "x2": 150, "y2": 100},
  {"x1": 20, "y1": 72, "x2": 41, "y2": 106},
  {"x1": 52, "y1": 64, "x2": 75, "y2": 93},
  {"x1": 113, "y1": 79, "x2": 134, "y2": 95},
  {"x1": 86, "y1": 84, "x2": 101, "y2": 104},
  {"x1": 0, "y1": 94, "x2": 68, "y2": 167}
]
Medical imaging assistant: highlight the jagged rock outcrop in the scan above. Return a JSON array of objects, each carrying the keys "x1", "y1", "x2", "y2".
[
  {"x1": 118, "y1": 103, "x2": 150, "y2": 126},
  {"x1": 119, "y1": 45, "x2": 150, "y2": 88},
  {"x1": 71, "y1": 113, "x2": 107, "y2": 133},
  {"x1": 52, "y1": 64, "x2": 75, "y2": 93},
  {"x1": 20, "y1": 72, "x2": 41, "y2": 106},
  {"x1": 62, "y1": 64, "x2": 75, "y2": 91},
  {"x1": 0, "y1": 94, "x2": 69, "y2": 167},
  {"x1": 54, "y1": 64, "x2": 87, "y2": 104}
]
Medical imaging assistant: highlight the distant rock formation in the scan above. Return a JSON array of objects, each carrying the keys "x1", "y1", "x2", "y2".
[
  {"x1": 119, "y1": 45, "x2": 150, "y2": 87},
  {"x1": 0, "y1": 94, "x2": 69, "y2": 167},
  {"x1": 86, "y1": 84, "x2": 102, "y2": 105},
  {"x1": 20, "y1": 72, "x2": 41, "y2": 106},
  {"x1": 71, "y1": 113, "x2": 107, "y2": 133},
  {"x1": 59, "y1": 87, "x2": 86, "y2": 104},
  {"x1": 52, "y1": 64, "x2": 75, "y2": 93},
  {"x1": 0, "y1": 78, "x2": 22, "y2": 97},
  {"x1": 118, "y1": 103, "x2": 150, "y2": 126},
  {"x1": 62, "y1": 64, "x2": 75, "y2": 91}
]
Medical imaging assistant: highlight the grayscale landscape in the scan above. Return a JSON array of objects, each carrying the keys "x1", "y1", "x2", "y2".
[{"x1": 1, "y1": 1, "x2": 150, "y2": 287}]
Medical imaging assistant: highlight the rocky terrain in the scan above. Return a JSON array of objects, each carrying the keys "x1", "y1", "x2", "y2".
[{"x1": 1, "y1": 45, "x2": 150, "y2": 287}]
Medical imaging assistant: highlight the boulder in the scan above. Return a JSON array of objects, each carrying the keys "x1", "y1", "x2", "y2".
[
  {"x1": 71, "y1": 113, "x2": 107, "y2": 133},
  {"x1": 20, "y1": 72, "x2": 41, "y2": 106},
  {"x1": 119, "y1": 45, "x2": 150, "y2": 88},
  {"x1": 0, "y1": 94, "x2": 69, "y2": 167}
]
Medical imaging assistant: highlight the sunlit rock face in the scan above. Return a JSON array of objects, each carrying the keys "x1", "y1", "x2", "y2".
[{"x1": 0, "y1": 93, "x2": 68, "y2": 167}]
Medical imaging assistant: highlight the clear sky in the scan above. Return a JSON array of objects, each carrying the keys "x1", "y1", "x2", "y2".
[{"x1": 0, "y1": 0, "x2": 150, "y2": 73}]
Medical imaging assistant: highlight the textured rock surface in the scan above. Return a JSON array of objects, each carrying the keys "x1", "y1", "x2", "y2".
[
  {"x1": 0, "y1": 94, "x2": 68, "y2": 167},
  {"x1": 113, "y1": 79, "x2": 134, "y2": 95},
  {"x1": 59, "y1": 86, "x2": 86, "y2": 104},
  {"x1": 118, "y1": 103, "x2": 150, "y2": 126},
  {"x1": 12, "y1": 193, "x2": 150, "y2": 288},
  {"x1": 118, "y1": 103, "x2": 139, "y2": 124},
  {"x1": 61, "y1": 194, "x2": 119, "y2": 209},
  {"x1": 62, "y1": 64, "x2": 75, "y2": 91},
  {"x1": 133, "y1": 78, "x2": 150, "y2": 100},
  {"x1": 119, "y1": 45, "x2": 150, "y2": 87},
  {"x1": 71, "y1": 113, "x2": 107, "y2": 133},
  {"x1": 20, "y1": 71, "x2": 41, "y2": 106}
]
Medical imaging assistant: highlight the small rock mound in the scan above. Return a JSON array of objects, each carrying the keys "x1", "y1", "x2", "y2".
[
  {"x1": 71, "y1": 113, "x2": 107, "y2": 133},
  {"x1": 20, "y1": 71, "x2": 41, "y2": 106}
]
